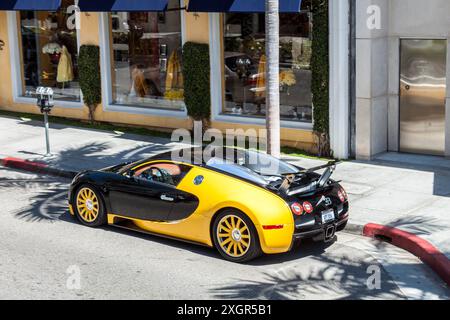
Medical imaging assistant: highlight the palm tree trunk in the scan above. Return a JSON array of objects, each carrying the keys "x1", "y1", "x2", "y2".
[{"x1": 265, "y1": 0, "x2": 281, "y2": 158}]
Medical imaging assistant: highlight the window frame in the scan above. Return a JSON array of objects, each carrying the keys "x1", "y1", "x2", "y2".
[
  {"x1": 7, "y1": 8, "x2": 83, "y2": 109},
  {"x1": 208, "y1": 13, "x2": 314, "y2": 130},
  {"x1": 98, "y1": 0, "x2": 189, "y2": 118}
]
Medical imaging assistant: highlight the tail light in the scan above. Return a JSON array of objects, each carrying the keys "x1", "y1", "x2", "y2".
[
  {"x1": 302, "y1": 201, "x2": 314, "y2": 214},
  {"x1": 341, "y1": 188, "x2": 348, "y2": 199},
  {"x1": 291, "y1": 202, "x2": 303, "y2": 216},
  {"x1": 338, "y1": 188, "x2": 348, "y2": 203}
]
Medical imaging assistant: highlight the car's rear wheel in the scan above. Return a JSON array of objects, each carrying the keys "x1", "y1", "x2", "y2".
[
  {"x1": 212, "y1": 210, "x2": 262, "y2": 263},
  {"x1": 74, "y1": 185, "x2": 107, "y2": 227}
]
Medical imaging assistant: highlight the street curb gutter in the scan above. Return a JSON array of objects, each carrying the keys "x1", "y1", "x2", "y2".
[
  {"x1": 1, "y1": 157, "x2": 77, "y2": 179},
  {"x1": 1, "y1": 156, "x2": 449, "y2": 287},
  {"x1": 342, "y1": 222, "x2": 364, "y2": 236},
  {"x1": 345, "y1": 222, "x2": 450, "y2": 287}
]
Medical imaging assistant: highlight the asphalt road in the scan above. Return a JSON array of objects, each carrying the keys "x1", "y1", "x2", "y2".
[{"x1": 0, "y1": 167, "x2": 448, "y2": 300}]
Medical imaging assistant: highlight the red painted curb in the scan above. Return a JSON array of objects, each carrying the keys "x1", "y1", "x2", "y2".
[
  {"x1": 1, "y1": 157, "x2": 47, "y2": 173},
  {"x1": 1, "y1": 156, "x2": 77, "y2": 179},
  {"x1": 363, "y1": 223, "x2": 450, "y2": 287}
]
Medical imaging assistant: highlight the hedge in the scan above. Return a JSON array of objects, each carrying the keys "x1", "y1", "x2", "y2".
[
  {"x1": 182, "y1": 42, "x2": 211, "y2": 123},
  {"x1": 78, "y1": 45, "x2": 101, "y2": 122},
  {"x1": 311, "y1": 0, "x2": 329, "y2": 135}
]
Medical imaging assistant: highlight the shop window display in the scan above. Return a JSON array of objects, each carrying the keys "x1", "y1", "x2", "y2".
[
  {"x1": 110, "y1": 0, "x2": 184, "y2": 110},
  {"x1": 19, "y1": 0, "x2": 80, "y2": 102},
  {"x1": 223, "y1": 1, "x2": 313, "y2": 122}
]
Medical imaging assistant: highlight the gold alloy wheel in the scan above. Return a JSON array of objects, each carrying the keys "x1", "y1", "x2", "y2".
[
  {"x1": 217, "y1": 215, "x2": 251, "y2": 258},
  {"x1": 76, "y1": 187, "x2": 100, "y2": 223}
]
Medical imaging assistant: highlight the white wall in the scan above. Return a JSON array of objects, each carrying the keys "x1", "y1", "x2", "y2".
[
  {"x1": 389, "y1": 0, "x2": 450, "y2": 37},
  {"x1": 329, "y1": 0, "x2": 350, "y2": 159}
]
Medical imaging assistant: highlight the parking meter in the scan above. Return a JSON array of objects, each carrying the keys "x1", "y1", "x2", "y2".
[{"x1": 36, "y1": 87, "x2": 55, "y2": 156}]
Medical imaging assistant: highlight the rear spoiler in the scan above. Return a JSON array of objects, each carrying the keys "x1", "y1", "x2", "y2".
[
  {"x1": 300, "y1": 160, "x2": 341, "y2": 174},
  {"x1": 280, "y1": 160, "x2": 341, "y2": 195}
]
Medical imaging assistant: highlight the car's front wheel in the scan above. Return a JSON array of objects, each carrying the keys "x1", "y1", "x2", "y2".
[
  {"x1": 212, "y1": 210, "x2": 262, "y2": 263},
  {"x1": 74, "y1": 185, "x2": 107, "y2": 227}
]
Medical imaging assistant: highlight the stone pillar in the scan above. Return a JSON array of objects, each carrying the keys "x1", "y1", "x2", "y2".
[
  {"x1": 329, "y1": 0, "x2": 350, "y2": 159},
  {"x1": 355, "y1": 0, "x2": 389, "y2": 160}
]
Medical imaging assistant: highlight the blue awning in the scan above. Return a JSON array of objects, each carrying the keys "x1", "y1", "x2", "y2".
[
  {"x1": 0, "y1": 0, "x2": 17, "y2": 10},
  {"x1": 187, "y1": 0, "x2": 302, "y2": 13},
  {"x1": 78, "y1": 0, "x2": 169, "y2": 12},
  {"x1": 0, "y1": 0, "x2": 62, "y2": 11}
]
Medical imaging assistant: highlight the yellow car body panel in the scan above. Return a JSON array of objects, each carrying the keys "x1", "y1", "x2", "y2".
[{"x1": 106, "y1": 161, "x2": 295, "y2": 254}]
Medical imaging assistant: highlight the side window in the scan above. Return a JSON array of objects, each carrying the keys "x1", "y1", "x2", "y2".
[{"x1": 133, "y1": 162, "x2": 191, "y2": 186}]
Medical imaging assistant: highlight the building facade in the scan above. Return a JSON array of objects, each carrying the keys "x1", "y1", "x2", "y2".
[
  {"x1": 6, "y1": 1, "x2": 448, "y2": 161},
  {"x1": 0, "y1": 0, "x2": 351, "y2": 157},
  {"x1": 354, "y1": 0, "x2": 450, "y2": 159}
]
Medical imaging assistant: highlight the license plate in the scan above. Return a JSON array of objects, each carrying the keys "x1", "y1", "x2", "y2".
[{"x1": 321, "y1": 209, "x2": 335, "y2": 223}]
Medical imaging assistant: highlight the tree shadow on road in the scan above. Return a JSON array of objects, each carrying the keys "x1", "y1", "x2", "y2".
[
  {"x1": 209, "y1": 251, "x2": 446, "y2": 300},
  {"x1": 0, "y1": 141, "x2": 178, "y2": 223},
  {"x1": 0, "y1": 172, "x2": 68, "y2": 222}
]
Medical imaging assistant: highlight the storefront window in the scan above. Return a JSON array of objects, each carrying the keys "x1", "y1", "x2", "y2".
[
  {"x1": 110, "y1": 0, "x2": 184, "y2": 110},
  {"x1": 222, "y1": 1, "x2": 313, "y2": 122},
  {"x1": 19, "y1": 0, "x2": 80, "y2": 102}
]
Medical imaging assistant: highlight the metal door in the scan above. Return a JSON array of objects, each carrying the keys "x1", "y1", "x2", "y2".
[{"x1": 399, "y1": 39, "x2": 447, "y2": 156}]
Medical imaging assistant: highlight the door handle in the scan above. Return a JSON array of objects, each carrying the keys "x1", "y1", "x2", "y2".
[
  {"x1": 405, "y1": 85, "x2": 410, "y2": 91},
  {"x1": 160, "y1": 194, "x2": 174, "y2": 202}
]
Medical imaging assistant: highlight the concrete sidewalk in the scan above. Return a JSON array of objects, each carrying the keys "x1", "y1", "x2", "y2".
[
  {"x1": 0, "y1": 115, "x2": 449, "y2": 284},
  {"x1": 0, "y1": 115, "x2": 186, "y2": 173}
]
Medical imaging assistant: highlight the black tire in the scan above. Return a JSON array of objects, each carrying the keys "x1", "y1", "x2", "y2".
[
  {"x1": 336, "y1": 221, "x2": 348, "y2": 232},
  {"x1": 73, "y1": 184, "x2": 107, "y2": 227},
  {"x1": 212, "y1": 209, "x2": 262, "y2": 263}
]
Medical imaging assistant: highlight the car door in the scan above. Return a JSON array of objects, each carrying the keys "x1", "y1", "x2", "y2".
[
  {"x1": 108, "y1": 162, "x2": 199, "y2": 222},
  {"x1": 108, "y1": 175, "x2": 176, "y2": 221}
]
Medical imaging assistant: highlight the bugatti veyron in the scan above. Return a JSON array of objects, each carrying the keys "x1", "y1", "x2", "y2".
[{"x1": 68, "y1": 147, "x2": 349, "y2": 262}]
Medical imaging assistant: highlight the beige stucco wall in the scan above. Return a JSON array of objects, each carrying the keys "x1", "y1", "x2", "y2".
[
  {"x1": 0, "y1": 11, "x2": 14, "y2": 108},
  {"x1": 0, "y1": 8, "x2": 315, "y2": 152}
]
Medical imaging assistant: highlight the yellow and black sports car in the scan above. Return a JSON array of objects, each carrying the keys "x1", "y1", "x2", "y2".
[{"x1": 68, "y1": 147, "x2": 349, "y2": 262}]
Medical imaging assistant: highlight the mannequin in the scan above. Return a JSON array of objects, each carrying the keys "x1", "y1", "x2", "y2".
[{"x1": 57, "y1": 45, "x2": 74, "y2": 89}]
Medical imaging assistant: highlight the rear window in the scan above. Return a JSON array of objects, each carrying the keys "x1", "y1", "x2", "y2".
[{"x1": 206, "y1": 157, "x2": 268, "y2": 186}]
